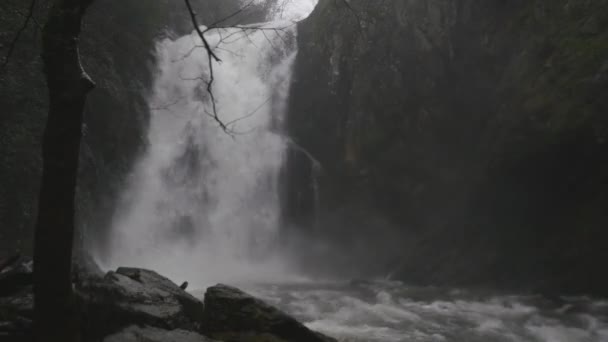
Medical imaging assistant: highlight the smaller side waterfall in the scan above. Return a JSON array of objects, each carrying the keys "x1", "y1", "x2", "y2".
[{"x1": 104, "y1": 18, "x2": 302, "y2": 288}]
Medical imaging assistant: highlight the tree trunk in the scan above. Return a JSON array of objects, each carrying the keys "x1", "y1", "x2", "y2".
[{"x1": 34, "y1": 0, "x2": 95, "y2": 341}]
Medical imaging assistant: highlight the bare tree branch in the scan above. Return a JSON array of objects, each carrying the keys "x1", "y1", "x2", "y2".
[
  {"x1": 183, "y1": 0, "x2": 293, "y2": 136},
  {"x1": 206, "y1": 0, "x2": 256, "y2": 29},
  {"x1": 150, "y1": 96, "x2": 186, "y2": 111},
  {"x1": 184, "y1": 0, "x2": 221, "y2": 63},
  {"x1": 182, "y1": 0, "x2": 297, "y2": 136},
  {"x1": 224, "y1": 96, "x2": 271, "y2": 128},
  {"x1": 184, "y1": 0, "x2": 233, "y2": 135},
  {"x1": 171, "y1": 44, "x2": 205, "y2": 62}
]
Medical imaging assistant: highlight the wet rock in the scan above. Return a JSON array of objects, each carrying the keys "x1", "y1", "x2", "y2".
[
  {"x1": 114, "y1": 267, "x2": 199, "y2": 312},
  {"x1": 79, "y1": 267, "x2": 203, "y2": 338},
  {"x1": 0, "y1": 256, "x2": 33, "y2": 297},
  {"x1": 288, "y1": 0, "x2": 608, "y2": 297},
  {"x1": 0, "y1": 255, "x2": 21, "y2": 272},
  {"x1": 201, "y1": 284, "x2": 336, "y2": 342},
  {"x1": 104, "y1": 325, "x2": 217, "y2": 342},
  {"x1": 0, "y1": 262, "x2": 335, "y2": 342},
  {"x1": 0, "y1": 286, "x2": 33, "y2": 341},
  {"x1": 0, "y1": 286, "x2": 33, "y2": 318},
  {"x1": 0, "y1": 315, "x2": 32, "y2": 334}
]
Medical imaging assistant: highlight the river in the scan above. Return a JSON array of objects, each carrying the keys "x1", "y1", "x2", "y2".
[{"x1": 241, "y1": 281, "x2": 608, "y2": 342}]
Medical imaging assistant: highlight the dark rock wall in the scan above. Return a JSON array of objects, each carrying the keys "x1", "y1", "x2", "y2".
[
  {"x1": 286, "y1": 0, "x2": 608, "y2": 295},
  {"x1": 0, "y1": 0, "x2": 246, "y2": 258}
]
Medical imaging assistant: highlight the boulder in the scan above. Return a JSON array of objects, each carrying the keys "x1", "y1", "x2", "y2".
[
  {"x1": 0, "y1": 255, "x2": 34, "y2": 341},
  {"x1": 201, "y1": 284, "x2": 336, "y2": 342},
  {"x1": 0, "y1": 263, "x2": 335, "y2": 342},
  {"x1": 104, "y1": 325, "x2": 217, "y2": 342},
  {"x1": 0, "y1": 287, "x2": 33, "y2": 341},
  {"x1": 114, "y1": 267, "x2": 202, "y2": 319},
  {"x1": 0, "y1": 256, "x2": 33, "y2": 297},
  {"x1": 79, "y1": 267, "x2": 204, "y2": 339},
  {"x1": 0, "y1": 286, "x2": 33, "y2": 318}
]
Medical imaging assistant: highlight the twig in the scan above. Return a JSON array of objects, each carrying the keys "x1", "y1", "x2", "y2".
[
  {"x1": 185, "y1": 0, "x2": 234, "y2": 134},
  {"x1": 150, "y1": 96, "x2": 186, "y2": 111},
  {"x1": 206, "y1": 0, "x2": 256, "y2": 29},
  {"x1": 182, "y1": 0, "x2": 295, "y2": 135},
  {"x1": 224, "y1": 96, "x2": 272, "y2": 127}
]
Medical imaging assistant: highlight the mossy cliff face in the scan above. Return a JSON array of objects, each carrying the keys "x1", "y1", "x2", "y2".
[
  {"x1": 0, "y1": 0, "x2": 245, "y2": 257},
  {"x1": 286, "y1": 0, "x2": 608, "y2": 294}
]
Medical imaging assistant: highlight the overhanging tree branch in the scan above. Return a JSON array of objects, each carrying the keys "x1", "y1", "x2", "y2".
[
  {"x1": 185, "y1": 0, "x2": 232, "y2": 135},
  {"x1": 184, "y1": 0, "x2": 221, "y2": 63},
  {"x1": 182, "y1": 0, "x2": 293, "y2": 136}
]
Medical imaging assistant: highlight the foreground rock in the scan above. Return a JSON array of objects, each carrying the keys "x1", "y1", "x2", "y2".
[
  {"x1": 202, "y1": 284, "x2": 336, "y2": 342},
  {"x1": 0, "y1": 256, "x2": 33, "y2": 297},
  {"x1": 0, "y1": 256, "x2": 34, "y2": 341},
  {"x1": 104, "y1": 325, "x2": 217, "y2": 342},
  {"x1": 0, "y1": 287, "x2": 33, "y2": 342},
  {"x1": 1, "y1": 262, "x2": 336, "y2": 342},
  {"x1": 79, "y1": 267, "x2": 204, "y2": 338}
]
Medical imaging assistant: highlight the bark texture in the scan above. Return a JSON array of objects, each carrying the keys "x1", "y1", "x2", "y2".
[{"x1": 34, "y1": 0, "x2": 95, "y2": 341}]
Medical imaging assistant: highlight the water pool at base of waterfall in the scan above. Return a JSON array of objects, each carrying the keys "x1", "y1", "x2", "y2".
[{"x1": 219, "y1": 281, "x2": 608, "y2": 342}]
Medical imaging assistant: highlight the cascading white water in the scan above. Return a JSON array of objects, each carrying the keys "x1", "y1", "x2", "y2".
[{"x1": 105, "y1": 1, "x2": 317, "y2": 289}]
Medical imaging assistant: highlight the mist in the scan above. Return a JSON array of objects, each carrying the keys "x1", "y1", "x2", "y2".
[{"x1": 2, "y1": 0, "x2": 607, "y2": 341}]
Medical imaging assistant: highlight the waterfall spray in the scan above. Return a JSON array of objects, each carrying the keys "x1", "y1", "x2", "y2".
[{"x1": 104, "y1": 14, "x2": 305, "y2": 288}]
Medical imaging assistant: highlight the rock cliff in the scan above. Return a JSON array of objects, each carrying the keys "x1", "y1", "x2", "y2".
[{"x1": 285, "y1": 0, "x2": 608, "y2": 295}]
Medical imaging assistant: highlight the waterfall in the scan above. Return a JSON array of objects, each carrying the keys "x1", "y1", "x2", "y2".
[{"x1": 104, "y1": 1, "x2": 316, "y2": 288}]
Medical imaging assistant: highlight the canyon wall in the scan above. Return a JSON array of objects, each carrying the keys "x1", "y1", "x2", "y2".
[{"x1": 286, "y1": 0, "x2": 608, "y2": 295}]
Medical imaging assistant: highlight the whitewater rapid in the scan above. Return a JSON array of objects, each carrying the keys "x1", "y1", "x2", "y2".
[{"x1": 245, "y1": 281, "x2": 608, "y2": 342}]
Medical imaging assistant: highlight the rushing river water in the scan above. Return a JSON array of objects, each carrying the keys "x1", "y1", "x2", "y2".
[{"x1": 237, "y1": 281, "x2": 608, "y2": 342}]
